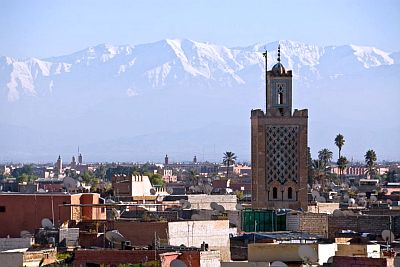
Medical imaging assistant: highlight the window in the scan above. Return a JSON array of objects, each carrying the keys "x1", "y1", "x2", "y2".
[
  {"x1": 288, "y1": 187, "x2": 293, "y2": 199},
  {"x1": 278, "y1": 92, "x2": 284, "y2": 105},
  {"x1": 0, "y1": 206, "x2": 5, "y2": 212},
  {"x1": 273, "y1": 187, "x2": 278, "y2": 199}
]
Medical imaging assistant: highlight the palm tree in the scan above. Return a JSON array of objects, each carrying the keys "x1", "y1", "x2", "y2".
[
  {"x1": 318, "y1": 148, "x2": 333, "y2": 168},
  {"x1": 365, "y1": 149, "x2": 377, "y2": 179},
  {"x1": 318, "y1": 148, "x2": 333, "y2": 189},
  {"x1": 337, "y1": 156, "x2": 349, "y2": 184},
  {"x1": 223, "y1": 152, "x2": 237, "y2": 179},
  {"x1": 334, "y1": 134, "x2": 345, "y2": 159}
]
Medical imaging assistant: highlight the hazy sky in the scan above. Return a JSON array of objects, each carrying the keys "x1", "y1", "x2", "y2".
[{"x1": 1, "y1": 0, "x2": 399, "y2": 59}]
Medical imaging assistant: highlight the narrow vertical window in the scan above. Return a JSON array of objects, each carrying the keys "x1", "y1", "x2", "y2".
[
  {"x1": 273, "y1": 187, "x2": 278, "y2": 199},
  {"x1": 278, "y1": 92, "x2": 284, "y2": 104},
  {"x1": 288, "y1": 187, "x2": 293, "y2": 199}
]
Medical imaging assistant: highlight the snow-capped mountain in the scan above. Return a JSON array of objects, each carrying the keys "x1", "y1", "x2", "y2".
[{"x1": 0, "y1": 39, "x2": 399, "y2": 162}]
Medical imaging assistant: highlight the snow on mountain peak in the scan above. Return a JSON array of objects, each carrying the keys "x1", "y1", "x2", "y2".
[{"x1": 350, "y1": 44, "x2": 394, "y2": 68}]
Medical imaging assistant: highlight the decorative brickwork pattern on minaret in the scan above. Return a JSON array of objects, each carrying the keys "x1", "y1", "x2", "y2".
[{"x1": 251, "y1": 46, "x2": 308, "y2": 210}]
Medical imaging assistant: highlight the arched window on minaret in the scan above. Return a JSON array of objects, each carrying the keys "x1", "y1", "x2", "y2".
[
  {"x1": 273, "y1": 187, "x2": 278, "y2": 199},
  {"x1": 278, "y1": 92, "x2": 284, "y2": 105}
]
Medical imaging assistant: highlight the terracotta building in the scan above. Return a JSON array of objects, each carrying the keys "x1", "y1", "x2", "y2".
[
  {"x1": 0, "y1": 193, "x2": 106, "y2": 237},
  {"x1": 251, "y1": 46, "x2": 308, "y2": 210}
]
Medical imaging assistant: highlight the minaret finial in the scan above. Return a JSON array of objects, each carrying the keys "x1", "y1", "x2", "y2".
[{"x1": 277, "y1": 44, "x2": 281, "y2": 62}]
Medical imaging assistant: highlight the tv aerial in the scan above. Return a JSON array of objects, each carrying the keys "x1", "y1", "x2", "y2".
[
  {"x1": 298, "y1": 245, "x2": 318, "y2": 266},
  {"x1": 41, "y1": 218, "x2": 54, "y2": 229},
  {"x1": 270, "y1": 261, "x2": 288, "y2": 267}
]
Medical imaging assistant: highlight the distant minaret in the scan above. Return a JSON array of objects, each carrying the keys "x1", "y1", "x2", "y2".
[
  {"x1": 55, "y1": 155, "x2": 63, "y2": 173},
  {"x1": 193, "y1": 155, "x2": 197, "y2": 164},
  {"x1": 71, "y1": 156, "x2": 76, "y2": 169},
  {"x1": 78, "y1": 153, "x2": 83, "y2": 165},
  {"x1": 164, "y1": 154, "x2": 169, "y2": 165}
]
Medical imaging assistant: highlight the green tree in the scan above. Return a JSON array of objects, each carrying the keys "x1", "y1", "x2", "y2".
[
  {"x1": 334, "y1": 134, "x2": 345, "y2": 159},
  {"x1": 94, "y1": 165, "x2": 107, "y2": 179},
  {"x1": 147, "y1": 173, "x2": 164, "y2": 186},
  {"x1": 365, "y1": 149, "x2": 377, "y2": 178},
  {"x1": 223, "y1": 152, "x2": 237, "y2": 179},
  {"x1": 337, "y1": 156, "x2": 349, "y2": 184}
]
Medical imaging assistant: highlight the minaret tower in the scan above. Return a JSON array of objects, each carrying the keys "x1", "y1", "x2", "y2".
[
  {"x1": 55, "y1": 155, "x2": 63, "y2": 174},
  {"x1": 164, "y1": 154, "x2": 169, "y2": 166},
  {"x1": 251, "y1": 45, "x2": 309, "y2": 211}
]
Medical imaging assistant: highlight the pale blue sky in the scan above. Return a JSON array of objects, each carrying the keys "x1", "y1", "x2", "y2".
[{"x1": 1, "y1": 0, "x2": 399, "y2": 58}]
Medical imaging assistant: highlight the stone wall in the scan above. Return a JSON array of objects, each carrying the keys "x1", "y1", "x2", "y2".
[
  {"x1": 328, "y1": 215, "x2": 400, "y2": 239},
  {"x1": 168, "y1": 220, "x2": 231, "y2": 261},
  {"x1": 286, "y1": 212, "x2": 328, "y2": 238},
  {"x1": 187, "y1": 195, "x2": 237, "y2": 210}
]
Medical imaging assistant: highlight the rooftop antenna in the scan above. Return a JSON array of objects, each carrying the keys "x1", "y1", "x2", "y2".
[
  {"x1": 277, "y1": 44, "x2": 281, "y2": 62},
  {"x1": 262, "y1": 48, "x2": 268, "y2": 111}
]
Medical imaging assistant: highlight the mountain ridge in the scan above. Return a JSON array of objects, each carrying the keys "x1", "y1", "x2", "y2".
[{"x1": 0, "y1": 39, "x2": 399, "y2": 162}]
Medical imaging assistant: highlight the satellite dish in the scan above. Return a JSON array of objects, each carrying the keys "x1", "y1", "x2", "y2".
[
  {"x1": 41, "y1": 218, "x2": 54, "y2": 229},
  {"x1": 327, "y1": 256, "x2": 334, "y2": 263},
  {"x1": 170, "y1": 259, "x2": 188, "y2": 267},
  {"x1": 20, "y1": 230, "x2": 32, "y2": 238},
  {"x1": 63, "y1": 177, "x2": 79, "y2": 191},
  {"x1": 271, "y1": 261, "x2": 288, "y2": 267},
  {"x1": 382, "y1": 230, "x2": 395, "y2": 243},
  {"x1": 343, "y1": 210, "x2": 354, "y2": 216},
  {"x1": 298, "y1": 245, "x2": 318, "y2": 264},
  {"x1": 210, "y1": 202, "x2": 219, "y2": 210},
  {"x1": 311, "y1": 190, "x2": 320, "y2": 200},
  {"x1": 316, "y1": 196, "x2": 326, "y2": 203},
  {"x1": 182, "y1": 201, "x2": 191, "y2": 209},
  {"x1": 370, "y1": 195, "x2": 377, "y2": 202},
  {"x1": 236, "y1": 203, "x2": 243, "y2": 211},
  {"x1": 204, "y1": 184, "x2": 213, "y2": 194},
  {"x1": 358, "y1": 198, "x2": 366, "y2": 206},
  {"x1": 37, "y1": 188, "x2": 46, "y2": 193},
  {"x1": 216, "y1": 204, "x2": 225, "y2": 213},
  {"x1": 386, "y1": 199, "x2": 393, "y2": 205},
  {"x1": 343, "y1": 194, "x2": 349, "y2": 201},
  {"x1": 166, "y1": 187, "x2": 174, "y2": 194},
  {"x1": 348, "y1": 198, "x2": 356, "y2": 206},
  {"x1": 105, "y1": 230, "x2": 126, "y2": 243},
  {"x1": 150, "y1": 188, "x2": 156, "y2": 195},
  {"x1": 382, "y1": 188, "x2": 389, "y2": 194},
  {"x1": 191, "y1": 214, "x2": 202, "y2": 220},
  {"x1": 105, "y1": 198, "x2": 115, "y2": 203},
  {"x1": 333, "y1": 209, "x2": 344, "y2": 217},
  {"x1": 156, "y1": 195, "x2": 164, "y2": 202}
]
